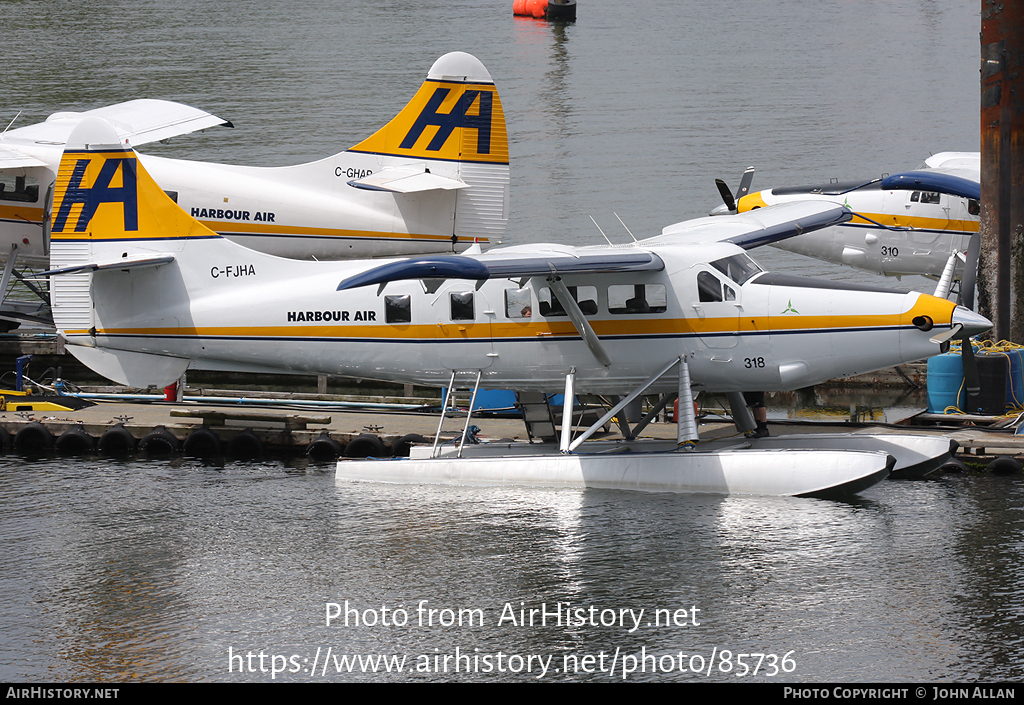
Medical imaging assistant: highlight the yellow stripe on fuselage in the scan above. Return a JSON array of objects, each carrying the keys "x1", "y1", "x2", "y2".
[
  {"x1": 198, "y1": 219, "x2": 479, "y2": 243},
  {"x1": 0, "y1": 203, "x2": 43, "y2": 223},
  {"x1": 737, "y1": 193, "x2": 978, "y2": 232},
  {"x1": 72, "y1": 295, "x2": 955, "y2": 340}
]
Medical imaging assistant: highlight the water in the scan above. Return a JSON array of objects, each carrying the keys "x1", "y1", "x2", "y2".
[
  {"x1": 3, "y1": 0, "x2": 1018, "y2": 683},
  {"x1": 2, "y1": 455, "x2": 1023, "y2": 682}
]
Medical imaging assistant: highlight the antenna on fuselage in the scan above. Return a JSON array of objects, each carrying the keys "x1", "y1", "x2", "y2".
[
  {"x1": 589, "y1": 215, "x2": 615, "y2": 246},
  {"x1": 1, "y1": 112, "x2": 22, "y2": 136},
  {"x1": 614, "y1": 212, "x2": 638, "y2": 243}
]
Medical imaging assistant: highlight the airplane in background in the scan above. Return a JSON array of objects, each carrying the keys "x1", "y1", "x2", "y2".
[
  {"x1": 40, "y1": 117, "x2": 990, "y2": 496},
  {"x1": 711, "y1": 153, "x2": 980, "y2": 288},
  {"x1": 0, "y1": 51, "x2": 508, "y2": 325}
]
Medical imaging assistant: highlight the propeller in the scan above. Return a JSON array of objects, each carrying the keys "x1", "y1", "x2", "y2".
[{"x1": 711, "y1": 167, "x2": 755, "y2": 215}]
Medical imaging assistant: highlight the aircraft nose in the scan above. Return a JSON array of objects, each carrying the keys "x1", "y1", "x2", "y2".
[{"x1": 952, "y1": 306, "x2": 993, "y2": 339}]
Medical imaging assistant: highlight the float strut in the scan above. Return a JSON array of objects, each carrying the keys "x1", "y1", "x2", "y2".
[{"x1": 677, "y1": 355, "x2": 698, "y2": 448}]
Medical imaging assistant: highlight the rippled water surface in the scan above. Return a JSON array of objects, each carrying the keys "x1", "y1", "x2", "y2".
[
  {"x1": 2, "y1": 0, "x2": 1015, "y2": 683},
  {"x1": 2, "y1": 456, "x2": 1022, "y2": 682}
]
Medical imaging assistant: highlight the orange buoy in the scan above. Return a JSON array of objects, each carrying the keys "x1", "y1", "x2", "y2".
[{"x1": 513, "y1": 0, "x2": 547, "y2": 18}]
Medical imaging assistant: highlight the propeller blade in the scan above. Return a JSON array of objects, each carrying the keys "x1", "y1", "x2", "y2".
[
  {"x1": 715, "y1": 179, "x2": 736, "y2": 212},
  {"x1": 961, "y1": 337, "x2": 980, "y2": 398},
  {"x1": 930, "y1": 323, "x2": 963, "y2": 345},
  {"x1": 736, "y1": 166, "x2": 755, "y2": 201}
]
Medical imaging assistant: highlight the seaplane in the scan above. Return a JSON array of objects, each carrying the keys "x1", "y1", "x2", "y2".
[
  {"x1": 711, "y1": 153, "x2": 980, "y2": 289},
  {"x1": 0, "y1": 51, "x2": 509, "y2": 326},
  {"x1": 43, "y1": 116, "x2": 990, "y2": 497}
]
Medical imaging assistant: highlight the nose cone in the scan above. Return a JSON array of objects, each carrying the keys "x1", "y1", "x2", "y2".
[
  {"x1": 709, "y1": 203, "x2": 733, "y2": 216},
  {"x1": 952, "y1": 306, "x2": 993, "y2": 339}
]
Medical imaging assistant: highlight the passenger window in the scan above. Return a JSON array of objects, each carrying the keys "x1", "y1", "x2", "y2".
[
  {"x1": 968, "y1": 199, "x2": 980, "y2": 216},
  {"x1": 0, "y1": 175, "x2": 39, "y2": 203},
  {"x1": 574, "y1": 286, "x2": 598, "y2": 315},
  {"x1": 609, "y1": 284, "x2": 667, "y2": 313},
  {"x1": 536, "y1": 286, "x2": 597, "y2": 317},
  {"x1": 910, "y1": 191, "x2": 921, "y2": 203},
  {"x1": 537, "y1": 288, "x2": 566, "y2": 317},
  {"x1": 697, "y1": 272, "x2": 723, "y2": 303},
  {"x1": 505, "y1": 287, "x2": 532, "y2": 318},
  {"x1": 920, "y1": 191, "x2": 941, "y2": 204},
  {"x1": 724, "y1": 284, "x2": 736, "y2": 302},
  {"x1": 450, "y1": 292, "x2": 474, "y2": 321},
  {"x1": 385, "y1": 294, "x2": 411, "y2": 324}
]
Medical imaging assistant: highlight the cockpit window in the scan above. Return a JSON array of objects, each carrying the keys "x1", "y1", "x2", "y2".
[
  {"x1": 709, "y1": 254, "x2": 762, "y2": 285},
  {"x1": 910, "y1": 191, "x2": 941, "y2": 205}
]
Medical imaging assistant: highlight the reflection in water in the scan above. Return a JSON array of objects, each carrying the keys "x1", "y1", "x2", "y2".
[{"x1": 2, "y1": 457, "x2": 1023, "y2": 681}]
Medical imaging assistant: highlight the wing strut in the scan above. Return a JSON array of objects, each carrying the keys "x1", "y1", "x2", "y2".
[{"x1": 546, "y1": 277, "x2": 611, "y2": 367}]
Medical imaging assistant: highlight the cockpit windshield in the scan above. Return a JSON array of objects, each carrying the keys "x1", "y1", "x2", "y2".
[{"x1": 710, "y1": 253, "x2": 762, "y2": 285}]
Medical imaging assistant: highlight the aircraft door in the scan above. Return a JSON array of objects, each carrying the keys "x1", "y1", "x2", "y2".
[
  {"x1": 688, "y1": 267, "x2": 740, "y2": 349},
  {"x1": 432, "y1": 284, "x2": 495, "y2": 370}
]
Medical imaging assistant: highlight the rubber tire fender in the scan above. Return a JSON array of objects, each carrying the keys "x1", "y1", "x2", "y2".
[
  {"x1": 344, "y1": 433, "x2": 387, "y2": 459},
  {"x1": 139, "y1": 426, "x2": 181, "y2": 458},
  {"x1": 306, "y1": 432, "x2": 345, "y2": 462},
  {"x1": 391, "y1": 433, "x2": 428, "y2": 458},
  {"x1": 987, "y1": 456, "x2": 1022, "y2": 475},
  {"x1": 228, "y1": 429, "x2": 264, "y2": 461},
  {"x1": 14, "y1": 422, "x2": 55, "y2": 453},
  {"x1": 98, "y1": 424, "x2": 138, "y2": 456},
  {"x1": 183, "y1": 426, "x2": 223, "y2": 459},
  {"x1": 55, "y1": 426, "x2": 95, "y2": 455}
]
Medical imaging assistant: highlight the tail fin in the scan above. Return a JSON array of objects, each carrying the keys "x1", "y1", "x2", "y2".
[
  {"x1": 49, "y1": 117, "x2": 216, "y2": 385},
  {"x1": 347, "y1": 52, "x2": 510, "y2": 245}
]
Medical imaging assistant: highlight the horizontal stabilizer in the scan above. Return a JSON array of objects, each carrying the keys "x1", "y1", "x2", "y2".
[
  {"x1": 3, "y1": 99, "x2": 230, "y2": 149},
  {"x1": 40, "y1": 254, "x2": 175, "y2": 277},
  {"x1": 337, "y1": 250, "x2": 664, "y2": 291},
  {"x1": 880, "y1": 171, "x2": 980, "y2": 201},
  {"x1": 348, "y1": 166, "x2": 467, "y2": 193}
]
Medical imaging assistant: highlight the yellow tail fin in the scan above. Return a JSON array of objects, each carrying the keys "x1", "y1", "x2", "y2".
[
  {"x1": 51, "y1": 117, "x2": 215, "y2": 243},
  {"x1": 350, "y1": 52, "x2": 509, "y2": 166}
]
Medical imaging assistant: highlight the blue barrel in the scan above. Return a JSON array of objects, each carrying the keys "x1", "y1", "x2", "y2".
[{"x1": 927, "y1": 353, "x2": 965, "y2": 413}]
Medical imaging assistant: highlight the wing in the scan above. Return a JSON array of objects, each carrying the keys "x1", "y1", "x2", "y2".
[
  {"x1": 657, "y1": 201, "x2": 852, "y2": 250},
  {"x1": 336, "y1": 201, "x2": 849, "y2": 291},
  {"x1": 879, "y1": 170, "x2": 979, "y2": 201},
  {"x1": 337, "y1": 247, "x2": 664, "y2": 291},
  {"x1": 0, "y1": 99, "x2": 231, "y2": 168}
]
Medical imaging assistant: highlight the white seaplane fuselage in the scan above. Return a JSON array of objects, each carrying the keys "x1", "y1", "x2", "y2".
[
  {"x1": 53, "y1": 224, "x2": 967, "y2": 396},
  {"x1": 739, "y1": 152, "x2": 979, "y2": 279}
]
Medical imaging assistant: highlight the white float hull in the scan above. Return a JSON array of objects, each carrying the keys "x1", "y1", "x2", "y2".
[
  {"x1": 336, "y1": 442, "x2": 894, "y2": 497},
  {"x1": 719, "y1": 433, "x2": 955, "y2": 479}
]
